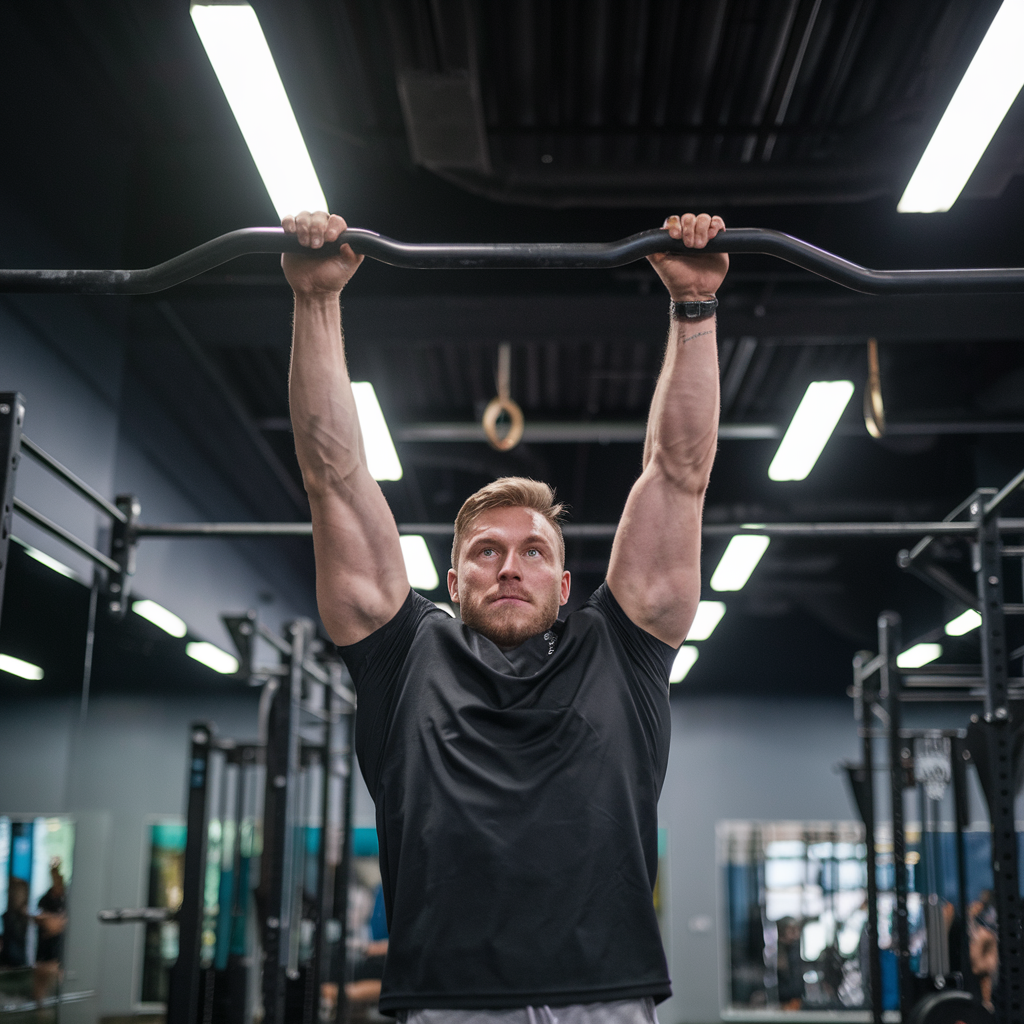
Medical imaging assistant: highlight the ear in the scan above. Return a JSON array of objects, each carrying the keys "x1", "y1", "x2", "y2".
[
  {"x1": 447, "y1": 568, "x2": 460, "y2": 603},
  {"x1": 559, "y1": 570, "x2": 571, "y2": 606}
]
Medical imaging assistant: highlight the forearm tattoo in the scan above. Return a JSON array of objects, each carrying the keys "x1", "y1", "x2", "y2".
[{"x1": 681, "y1": 327, "x2": 715, "y2": 343}]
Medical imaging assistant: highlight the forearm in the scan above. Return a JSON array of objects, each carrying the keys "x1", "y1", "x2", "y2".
[
  {"x1": 288, "y1": 294, "x2": 366, "y2": 494},
  {"x1": 642, "y1": 315, "x2": 720, "y2": 492}
]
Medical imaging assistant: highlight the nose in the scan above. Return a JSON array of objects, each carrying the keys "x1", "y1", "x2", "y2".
[{"x1": 496, "y1": 550, "x2": 522, "y2": 580}]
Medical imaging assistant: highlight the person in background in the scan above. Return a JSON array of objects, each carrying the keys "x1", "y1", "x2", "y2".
[
  {"x1": 0, "y1": 879, "x2": 30, "y2": 968},
  {"x1": 776, "y1": 918, "x2": 805, "y2": 1010},
  {"x1": 32, "y1": 859, "x2": 68, "y2": 1006}
]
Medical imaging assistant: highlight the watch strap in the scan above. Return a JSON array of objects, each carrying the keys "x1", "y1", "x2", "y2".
[{"x1": 670, "y1": 298, "x2": 718, "y2": 321}]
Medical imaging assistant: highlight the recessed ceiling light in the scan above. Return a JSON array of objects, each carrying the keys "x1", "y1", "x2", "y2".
[
  {"x1": 186, "y1": 641, "x2": 239, "y2": 675},
  {"x1": 898, "y1": 0, "x2": 1024, "y2": 213},
  {"x1": 351, "y1": 382, "x2": 403, "y2": 482},
  {"x1": 190, "y1": 3, "x2": 328, "y2": 219},
  {"x1": 710, "y1": 536, "x2": 770, "y2": 592},
  {"x1": 400, "y1": 535, "x2": 439, "y2": 591},
  {"x1": 769, "y1": 381, "x2": 854, "y2": 482},
  {"x1": 945, "y1": 609, "x2": 983, "y2": 636},
  {"x1": 0, "y1": 653, "x2": 44, "y2": 681},
  {"x1": 669, "y1": 646, "x2": 699, "y2": 683},
  {"x1": 133, "y1": 599, "x2": 188, "y2": 638},
  {"x1": 686, "y1": 601, "x2": 726, "y2": 641},
  {"x1": 897, "y1": 643, "x2": 942, "y2": 669}
]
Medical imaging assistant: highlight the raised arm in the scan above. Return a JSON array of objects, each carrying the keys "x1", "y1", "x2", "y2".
[
  {"x1": 606, "y1": 213, "x2": 728, "y2": 647},
  {"x1": 283, "y1": 211, "x2": 409, "y2": 645}
]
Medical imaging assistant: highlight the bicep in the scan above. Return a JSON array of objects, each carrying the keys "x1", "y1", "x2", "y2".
[
  {"x1": 308, "y1": 464, "x2": 410, "y2": 646},
  {"x1": 606, "y1": 465, "x2": 704, "y2": 647}
]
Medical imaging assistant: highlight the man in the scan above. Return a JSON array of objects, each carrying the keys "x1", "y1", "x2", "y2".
[{"x1": 284, "y1": 211, "x2": 728, "y2": 1022}]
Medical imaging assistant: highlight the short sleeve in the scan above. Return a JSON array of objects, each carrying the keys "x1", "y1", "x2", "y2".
[
  {"x1": 338, "y1": 589, "x2": 445, "y2": 790},
  {"x1": 586, "y1": 581, "x2": 678, "y2": 685}
]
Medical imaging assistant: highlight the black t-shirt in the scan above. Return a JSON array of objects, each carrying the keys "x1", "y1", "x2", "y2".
[{"x1": 340, "y1": 582, "x2": 675, "y2": 1013}]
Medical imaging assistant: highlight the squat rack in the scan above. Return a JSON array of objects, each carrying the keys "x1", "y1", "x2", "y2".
[{"x1": 845, "y1": 476, "x2": 1024, "y2": 1024}]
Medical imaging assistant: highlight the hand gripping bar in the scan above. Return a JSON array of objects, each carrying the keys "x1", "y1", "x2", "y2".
[{"x1": 0, "y1": 226, "x2": 1022, "y2": 295}]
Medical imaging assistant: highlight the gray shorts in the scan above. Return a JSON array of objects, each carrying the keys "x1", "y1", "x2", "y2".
[{"x1": 397, "y1": 997, "x2": 659, "y2": 1024}]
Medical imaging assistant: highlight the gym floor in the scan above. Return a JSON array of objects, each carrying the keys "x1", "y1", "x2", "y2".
[{"x1": 0, "y1": 3, "x2": 1022, "y2": 1024}]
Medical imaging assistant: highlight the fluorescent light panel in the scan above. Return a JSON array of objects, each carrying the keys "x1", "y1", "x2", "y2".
[
  {"x1": 769, "y1": 381, "x2": 854, "y2": 482},
  {"x1": 897, "y1": 643, "x2": 943, "y2": 669},
  {"x1": 686, "y1": 601, "x2": 726, "y2": 641},
  {"x1": 186, "y1": 641, "x2": 239, "y2": 675},
  {"x1": 945, "y1": 608, "x2": 983, "y2": 636},
  {"x1": 20, "y1": 542, "x2": 77, "y2": 580},
  {"x1": 0, "y1": 653, "x2": 44, "y2": 681},
  {"x1": 351, "y1": 382, "x2": 403, "y2": 481},
  {"x1": 669, "y1": 646, "x2": 699, "y2": 683},
  {"x1": 710, "y1": 536, "x2": 770, "y2": 592},
  {"x1": 898, "y1": 0, "x2": 1024, "y2": 213},
  {"x1": 190, "y1": 3, "x2": 327, "y2": 220},
  {"x1": 132, "y1": 599, "x2": 188, "y2": 638},
  {"x1": 401, "y1": 535, "x2": 439, "y2": 590}
]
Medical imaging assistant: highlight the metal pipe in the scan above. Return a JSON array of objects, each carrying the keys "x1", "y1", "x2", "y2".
[
  {"x1": 133, "y1": 518, "x2": 1024, "y2": 540},
  {"x1": 19, "y1": 435, "x2": 127, "y2": 522},
  {"x1": 13, "y1": 496, "x2": 120, "y2": 572},
  {"x1": 1, "y1": 227, "x2": 1023, "y2": 295}
]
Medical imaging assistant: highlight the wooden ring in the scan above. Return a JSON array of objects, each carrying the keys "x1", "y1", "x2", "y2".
[{"x1": 482, "y1": 396, "x2": 525, "y2": 451}]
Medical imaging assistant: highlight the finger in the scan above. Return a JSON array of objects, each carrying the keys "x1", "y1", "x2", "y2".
[
  {"x1": 693, "y1": 213, "x2": 712, "y2": 248},
  {"x1": 295, "y1": 211, "x2": 311, "y2": 247},
  {"x1": 310, "y1": 210, "x2": 330, "y2": 249},
  {"x1": 666, "y1": 215, "x2": 682, "y2": 240},
  {"x1": 709, "y1": 215, "x2": 726, "y2": 237},
  {"x1": 681, "y1": 213, "x2": 696, "y2": 248},
  {"x1": 282, "y1": 215, "x2": 296, "y2": 233},
  {"x1": 325, "y1": 213, "x2": 347, "y2": 242}
]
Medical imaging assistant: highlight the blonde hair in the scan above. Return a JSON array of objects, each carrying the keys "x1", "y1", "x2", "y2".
[{"x1": 451, "y1": 477, "x2": 566, "y2": 568}]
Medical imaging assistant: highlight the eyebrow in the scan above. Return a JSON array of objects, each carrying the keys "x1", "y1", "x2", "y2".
[{"x1": 470, "y1": 533, "x2": 552, "y2": 549}]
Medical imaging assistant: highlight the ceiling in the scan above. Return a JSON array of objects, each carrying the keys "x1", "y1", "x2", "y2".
[{"x1": 2, "y1": 0, "x2": 1024, "y2": 697}]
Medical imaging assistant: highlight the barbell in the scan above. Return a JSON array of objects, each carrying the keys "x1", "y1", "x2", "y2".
[{"x1": 1, "y1": 227, "x2": 1022, "y2": 295}]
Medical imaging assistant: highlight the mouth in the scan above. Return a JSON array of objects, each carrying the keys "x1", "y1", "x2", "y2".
[{"x1": 490, "y1": 594, "x2": 531, "y2": 607}]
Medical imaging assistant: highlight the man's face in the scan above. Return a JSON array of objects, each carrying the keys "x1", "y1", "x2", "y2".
[{"x1": 448, "y1": 506, "x2": 570, "y2": 650}]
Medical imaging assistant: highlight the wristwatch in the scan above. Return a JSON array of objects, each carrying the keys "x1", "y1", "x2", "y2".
[{"x1": 670, "y1": 298, "x2": 718, "y2": 321}]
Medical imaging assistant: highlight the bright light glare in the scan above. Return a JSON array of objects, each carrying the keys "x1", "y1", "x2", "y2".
[
  {"x1": 769, "y1": 381, "x2": 854, "y2": 481},
  {"x1": 945, "y1": 608, "x2": 983, "y2": 636},
  {"x1": 190, "y1": 3, "x2": 328, "y2": 219},
  {"x1": 710, "y1": 535, "x2": 770, "y2": 592},
  {"x1": 186, "y1": 641, "x2": 239, "y2": 675},
  {"x1": 669, "y1": 646, "x2": 699, "y2": 683},
  {"x1": 351, "y1": 382, "x2": 403, "y2": 481},
  {"x1": 0, "y1": 653, "x2": 44, "y2": 681},
  {"x1": 686, "y1": 601, "x2": 726, "y2": 641},
  {"x1": 20, "y1": 542, "x2": 76, "y2": 580},
  {"x1": 897, "y1": 643, "x2": 943, "y2": 669},
  {"x1": 898, "y1": 1, "x2": 1024, "y2": 213},
  {"x1": 133, "y1": 599, "x2": 188, "y2": 638},
  {"x1": 401, "y1": 535, "x2": 439, "y2": 590},
  {"x1": 433, "y1": 602, "x2": 456, "y2": 617}
]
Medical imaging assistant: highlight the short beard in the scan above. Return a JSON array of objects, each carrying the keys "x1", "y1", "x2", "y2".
[{"x1": 459, "y1": 590, "x2": 560, "y2": 650}]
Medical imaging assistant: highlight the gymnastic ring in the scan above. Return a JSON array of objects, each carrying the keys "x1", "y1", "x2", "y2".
[{"x1": 482, "y1": 396, "x2": 525, "y2": 451}]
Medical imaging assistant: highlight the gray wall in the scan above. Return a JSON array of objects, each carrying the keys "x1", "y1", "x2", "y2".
[{"x1": 658, "y1": 697, "x2": 860, "y2": 1024}]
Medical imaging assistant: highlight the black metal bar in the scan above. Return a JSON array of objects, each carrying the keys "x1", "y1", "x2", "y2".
[
  {"x1": 986, "y1": 464, "x2": 1024, "y2": 517},
  {"x1": 951, "y1": 736, "x2": 971, "y2": 985},
  {"x1": 0, "y1": 394, "x2": 25, "y2": 632},
  {"x1": 1, "y1": 226, "x2": 1023, "y2": 295},
  {"x1": 12, "y1": 496, "x2": 120, "y2": 572},
  {"x1": 134, "y1": 518, "x2": 1024, "y2": 540},
  {"x1": 880, "y1": 612, "x2": 913, "y2": 1018},
  {"x1": 167, "y1": 723, "x2": 214, "y2": 1024},
  {"x1": 852, "y1": 652, "x2": 883, "y2": 1024},
  {"x1": 19, "y1": 434, "x2": 127, "y2": 522},
  {"x1": 973, "y1": 499, "x2": 1024, "y2": 1024}
]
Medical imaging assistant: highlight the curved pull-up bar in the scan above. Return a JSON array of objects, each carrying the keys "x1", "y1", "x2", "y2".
[{"x1": 0, "y1": 226, "x2": 1022, "y2": 295}]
